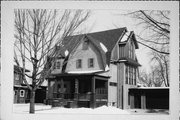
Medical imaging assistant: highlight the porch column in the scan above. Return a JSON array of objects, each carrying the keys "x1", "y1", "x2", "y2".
[
  {"x1": 141, "y1": 93, "x2": 146, "y2": 109},
  {"x1": 74, "y1": 79, "x2": 79, "y2": 100},
  {"x1": 54, "y1": 79, "x2": 58, "y2": 98},
  {"x1": 130, "y1": 94, "x2": 135, "y2": 109},
  {"x1": 90, "y1": 77, "x2": 96, "y2": 108}
]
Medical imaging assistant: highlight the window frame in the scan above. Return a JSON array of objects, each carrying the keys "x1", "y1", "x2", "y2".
[
  {"x1": 88, "y1": 58, "x2": 94, "y2": 68},
  {"x1": 14, "y1": 73, "x2": 19, "y2": 81},
  {"x1": 56, "y1": 61, "x2": 61, "y2": 69},
  {"x1": 19, "y1": 90, "x2": 25, "y2": 97},
  {"x1": 76, "y1": 59, "x2": 82, "y2": 69}
]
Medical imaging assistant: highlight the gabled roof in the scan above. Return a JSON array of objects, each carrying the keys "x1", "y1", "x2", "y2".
[
  {"x1": 119, "y1": 31, "x2": 139, "y2": 49},
  {"x1": 53, "y1": 27, "x2": 127, "y2": 65}
]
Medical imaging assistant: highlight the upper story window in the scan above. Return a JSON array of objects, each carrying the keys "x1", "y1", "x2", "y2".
[
  {"x1": 14, "y1": 73, "x2": 20, "y2": 81},
  {"x1": 88, "y1": 58, "x2": 94, "y2": 68},
  {"x1": 76, "y1": 59, "x2": 82, "y2": 69},
  {"x1": 56, "y1": 61, "x2": 61, "y2": 69},
  {"x1": 54, "y1": 59, "x2": 62, "y2": 69},
  {"x1": 82, "y1": 39, "x2": 89, "y2": 50},
  {"x1": 128, "y1": 41, "x2": 135, "y2": 59},
  {"x1": 125, "y1": 65, "x2": 137, "y2": 85}
]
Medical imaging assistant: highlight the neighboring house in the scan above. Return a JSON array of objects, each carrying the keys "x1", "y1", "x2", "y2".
[
  {"x1": 14, "y1": 65, "x2": 47, "y2": 103},
  {"x1": 14, "y1": 65, "x2": 30, "y2": 103},
  {"x1": 45, "y1": 27, "x2": 141, "y2": 109}
]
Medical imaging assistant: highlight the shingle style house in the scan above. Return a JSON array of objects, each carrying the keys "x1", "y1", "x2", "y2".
[{"x1": 45, "y1": 27, "x2": 141, "y2": 109}]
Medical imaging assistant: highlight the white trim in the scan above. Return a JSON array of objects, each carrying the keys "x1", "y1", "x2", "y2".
[{"x1": 19, "y1": 90, "x2": 25, "y2": 97}]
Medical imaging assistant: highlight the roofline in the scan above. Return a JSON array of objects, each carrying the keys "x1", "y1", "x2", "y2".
[
  {"x1": 129, "y1": 87, "x2": 169, "y2": 90},
  {"x1": 47, "y1": 72, "x2": 110, "y2": 79}
]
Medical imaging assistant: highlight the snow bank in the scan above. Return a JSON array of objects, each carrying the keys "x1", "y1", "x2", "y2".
[
  {"x1": 37, "y1": 105, "x2": 130, "y2": 114},
  {"x1": 13, "y1": 104, "x2": 130, "y2": 114}
]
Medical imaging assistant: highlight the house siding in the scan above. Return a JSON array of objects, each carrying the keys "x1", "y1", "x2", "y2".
[
  {"x1": 108, "y1": 63, "x2": 117, "y2": 106},
  {"x1": 111, "y1": 44, "x2": 118, "y2": 60},
  {"x1": 66, "y1": 40, "x2": 104, "y2": 72}
]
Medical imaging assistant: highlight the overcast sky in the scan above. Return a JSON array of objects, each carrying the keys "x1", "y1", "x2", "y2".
[{"x1": 82, "y1": 10, "x2": 151, "y2": 72}]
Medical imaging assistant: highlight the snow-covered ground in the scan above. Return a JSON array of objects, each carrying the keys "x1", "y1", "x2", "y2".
[
  {"x1": 13, "y1": 104, "x2": 169, "y2": 115},
  {"x1": 13, "y1": 104, "x2": 130, "y2": 114}
]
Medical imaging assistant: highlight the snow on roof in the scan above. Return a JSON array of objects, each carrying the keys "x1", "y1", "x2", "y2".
[
  {"x1": 14, "y1": 85, "x2": 28, "y2": 88},
  {"x1": 40, "y1": 80, "x2": 48, "y2": 86},
  {"x1": 67, "y1": 70, "x2": 103, "y2": 74},
  {"x1": 105, "y1": 65, "x2": 109, "y2": 71},
  {"x1": 132, "y1": 87, "x2": 169, "y2": 89},
  {"x1": 119, "y1": 59, "x2": 128, "y2": 62},
  {"x1": 64, "y1": 50, "x2": 69, "y2": 56},
  {"x1": 120, "y1": 31, "x2": 131, "y2": 42},
  {"x1": 100, "y1": 42, "x2": 108, "y2": 53}
]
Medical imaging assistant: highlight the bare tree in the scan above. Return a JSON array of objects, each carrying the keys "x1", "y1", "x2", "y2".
[
  {"x1": 138, "y1": 69, "x2": 153, "y2": 87},
  {"x1": 150, "y1": 51, "x2": 169, "y2": 87},
  {"x1": 127, "y1": 10, "x2": 170, "y2": 55},
  {"x1": 14, "y1": 9, "x2": 90, "y2": 113},
  {"x1": 124, "y1": 10, "x2": 170, "y2": 87},
  {"x1": 138, "y1": 67, "x2": 164, "y2": 87}
]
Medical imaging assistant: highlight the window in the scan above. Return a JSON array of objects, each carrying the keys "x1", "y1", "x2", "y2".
[
  {"x1": 56, "y1": 61, "x2": 61, "y2": 69},
  {"x1": 88, "y1": 58, "x2": 94, "y2": 68},
  {"x1": 125, "y1": 65, "x2": 137, "y2": 85},
  {"x1": 76, "y1": 59, "x2": 82, "y2": 68},
  {"x1": 14, "y1": 73, "x2": 19, "y2": 81},
  {"x1": 125, "y1": 66, "x2": 129, "y2": 84},
  {"x1": 109, "y1": 82, "x2": 117, "y2": 86},
  {"x1": 19, "y1": 90, "x2": 25, "y2": 97},
  {"x1": 128, "y1": 41, "x2": 134, "y2": 59},
  {"x1": 82, "y1": 38, "x2": 89, "y2": 50},
  {"x1": 54, "y1": 59, "x2": 61, "y2": 69}
]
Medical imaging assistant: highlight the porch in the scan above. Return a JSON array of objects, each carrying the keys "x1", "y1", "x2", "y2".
[{"x1": 46, "y1": 74, "x2": 109, "y2": 108}]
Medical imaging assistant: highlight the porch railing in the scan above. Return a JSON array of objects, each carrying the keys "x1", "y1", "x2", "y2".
[
  {"x1": 96, "y1": 88, "x2": 108, "y2": 101},
  {"x1": 53, "y1": 89, "x2": 108, "y2": 101}
]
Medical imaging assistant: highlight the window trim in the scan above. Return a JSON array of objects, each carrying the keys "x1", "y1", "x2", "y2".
[
  {"x1": 76, "y1": 59, "x2": 82, "y2": 69},
  {"x1": 19, "y1": 90, "x2": 25, "y2": 97},
  {"x1": 88, "y1": 58, "x2": 94, "y2": 68},
  {"x1": 14, "y1": 73, "x2": 19, "y2": 81},
  {"x1": 56, "y1": 61, "x2": 61, "y2": 69}
]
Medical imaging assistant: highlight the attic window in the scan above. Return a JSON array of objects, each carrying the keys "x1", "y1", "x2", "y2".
[{"x1": 82, "y1": 39, "x2": 89, "y2": 50}]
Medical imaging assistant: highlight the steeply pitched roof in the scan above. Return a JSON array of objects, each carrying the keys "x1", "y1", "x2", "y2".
[
  {"x1": 54, "y1": 28, "x2": 127, "y2": 66},
  {"x1": 119, "y1": 31, "x2": 139, "y2": 49},
  {"x1": 64, "y1": 27, "x2": 126, "y2": 53}
]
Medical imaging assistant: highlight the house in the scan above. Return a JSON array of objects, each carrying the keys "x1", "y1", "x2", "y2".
[
  {"x1": 14, "y1": 65, "x2": 30, "y2": 103},
  {"x1": 45, "y1": 27, "x2": 141, "y2": 109},
  {"x1": 14, "y1": 65, "x2": 47, "y2": 104}
]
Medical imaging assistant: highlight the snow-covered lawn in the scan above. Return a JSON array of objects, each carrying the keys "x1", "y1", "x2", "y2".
[
  {"x1": 13, "y1": 104, "x2": 130, "y2": 114},
  {"x1": 13, "y1": 104, "x2": 169, "y2": 115}
]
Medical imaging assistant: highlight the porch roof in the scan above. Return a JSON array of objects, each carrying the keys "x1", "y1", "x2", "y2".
[{"x1": 48, "y1": 72, "x2": 110, "y2": 79}]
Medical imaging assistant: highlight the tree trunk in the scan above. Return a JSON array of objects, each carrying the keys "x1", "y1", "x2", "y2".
[{"x1": 29, "y1": 90, "x2": 35, "y2": 114}]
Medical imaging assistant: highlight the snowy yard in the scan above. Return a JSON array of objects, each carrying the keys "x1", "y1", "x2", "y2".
[{"x1": 13, "y1": 104, "x2": 169, "y2": 115}]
